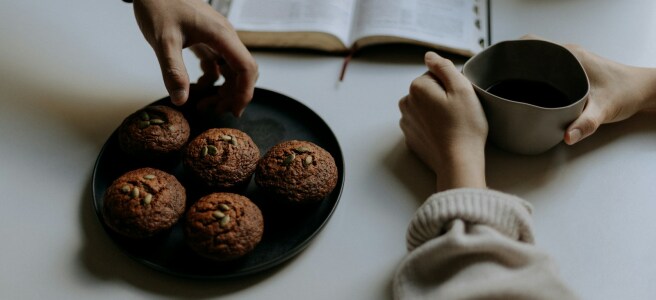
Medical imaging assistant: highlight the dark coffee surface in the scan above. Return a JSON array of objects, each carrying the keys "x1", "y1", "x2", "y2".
[{"x1": 486, "y1": 79, "x2": 571, "y2": 108}]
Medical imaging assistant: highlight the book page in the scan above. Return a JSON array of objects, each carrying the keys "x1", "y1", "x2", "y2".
[
  {"x1": 221, "y1": 0, "x2": 357, "y2": 46},
  {"x1": 349, "y1": 0, "x2": 486, "y2": 55}
]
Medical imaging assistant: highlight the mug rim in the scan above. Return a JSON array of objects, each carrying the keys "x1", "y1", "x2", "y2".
[{"x1": 463, "y1": 39, "x2": 590, "y2": 111}]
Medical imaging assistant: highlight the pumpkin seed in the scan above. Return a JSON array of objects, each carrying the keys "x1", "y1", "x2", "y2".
[
  {"x1": 143, "y1": 193, "x2": 153, "y2": 205},
  {"x1": 220, "y1": 215, "x2": 231, "y2": 227},
  {"x1": 207, "y1": 145, "x2": 218, "y2": 155},
  {"x1": 149, "y1": 118, "x2": 165, "y2": 125},
  {"x1": 143, "y1": 174, "x2": 155, "y2": 180},
  {"x1": 140, "y1": 111, "x2": 150, "y2": 121},
  {"x1": 138, "y1": 120, "x2": 150, "y2": 129},
  {"x1": 212, "y1": 211, "x2": 225, "y2": 219},
  {"x1": 219, "y1": 204, "x2": 230, "y2": 211},
  {"x1": 283, "y1": 153, "x2": 296, "y2": 165},
  {"x1": 294, "y1": 146, "x2": 310, "y2": 153},
  {"x1": 130, "y1": 187, "x2": 140, "y2": 199},
  {"x1": 304, "y1": 155, "x2": 313, "y2": 166}
]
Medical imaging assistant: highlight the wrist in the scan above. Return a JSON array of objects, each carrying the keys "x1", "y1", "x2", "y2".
[
  {"x1": 640, "y1": 67, "x2": 656, "y2": 111},
  {"x1": 435, "y1": 144, "x2": 487, "y2": 192}
]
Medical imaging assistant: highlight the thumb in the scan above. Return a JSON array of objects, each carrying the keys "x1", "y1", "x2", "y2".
[
  {"x1": 564, "y1": 101, "x2": 605, "y2": 145},
  {"x1": 155, "y1": 44, "x2": 190, "y2": 106}
]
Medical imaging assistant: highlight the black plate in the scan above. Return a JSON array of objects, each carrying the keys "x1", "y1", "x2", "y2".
[{"x1": 91, "y1": 87, "x2": 344, "y2": 279}]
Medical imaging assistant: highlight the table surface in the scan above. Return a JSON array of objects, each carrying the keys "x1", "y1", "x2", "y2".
[{"x1": 1, "y1": 1, "x2": 655, "y2": 299}]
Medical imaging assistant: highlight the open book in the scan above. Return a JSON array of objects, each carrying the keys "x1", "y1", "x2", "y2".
[{"x1": 211, "y1": 0, "x2": 489, "y2": 57}]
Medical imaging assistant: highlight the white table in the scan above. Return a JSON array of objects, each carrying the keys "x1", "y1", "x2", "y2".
[{"x1": 0, "y1": 0, "x2": 654, "y2": 299}]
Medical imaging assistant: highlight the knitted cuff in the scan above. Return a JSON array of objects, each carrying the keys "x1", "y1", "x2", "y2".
[{"x1": 406, "y1": 188, "x2": 534, "y2": 251}]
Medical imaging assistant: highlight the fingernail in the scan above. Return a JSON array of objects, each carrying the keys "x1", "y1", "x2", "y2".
[
  {"x1": 171, "y1": 89, "x2": 187, "y2": 106},
  {"x1": 425, "y1": 51, "x2": 439, "y2": 61},
  {"x1": 567, "y1": 128, "x2": 582, "y2": 145},
  {"x1": 234, "y1": 108, "x2": 245, "y2": 118}
]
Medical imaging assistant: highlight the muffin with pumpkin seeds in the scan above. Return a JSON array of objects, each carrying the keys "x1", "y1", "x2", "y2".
[
  {"x1": 255, "y1": 140, "x2": 338, "y2": 204},
  {"x1": 183, "y1": 128, "x2": 260, "y2": 191},
  {"x1": 102, "y1": 167, "x2": 186, "y2": 239},
  {"x1": 117, "y1": 105, "x2": 190, "y2": 158},
  {"x1": 184, "y1": 192, "x2": 264, "y2": 261}
]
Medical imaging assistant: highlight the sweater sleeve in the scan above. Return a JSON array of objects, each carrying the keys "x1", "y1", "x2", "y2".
[{"x1": 392, "y1": 188, "x2": 578, "y2": 300}]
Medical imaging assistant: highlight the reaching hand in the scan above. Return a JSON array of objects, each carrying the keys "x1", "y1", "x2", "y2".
[
  {"x1": 399, "y1": 52, "x2": 488, "y2": 191},
  {"x1": 133, "y1": 0, "x2": 258, "y2": 117}
]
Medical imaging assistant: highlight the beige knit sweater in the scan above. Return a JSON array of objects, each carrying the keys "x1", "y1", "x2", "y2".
[{"x1": 393, "y1": 188, "x2": 579, "y2": 299}]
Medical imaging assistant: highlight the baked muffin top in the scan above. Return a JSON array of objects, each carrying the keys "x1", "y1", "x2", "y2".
[
  {"x1": 255, "y1": 140, "x2": 338, "y2": 204},
  {"x1": 184, "y1": 192, "x2": 264, "y2": 261},
  {"x1": 102, "y1": 167, "x2": 186, "y2": 239},
  {"x1": 183, "y1": 128, "x2": 260, "y2": 190},
  {"x1": 118, "y1": 105, "x2": 190, "y2": 157}
]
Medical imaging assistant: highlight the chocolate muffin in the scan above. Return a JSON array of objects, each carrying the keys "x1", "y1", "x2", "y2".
[
  {"x1": 184, "y1": 193, "x2": 264, "y2": 262},
  {"x1": 255, "y1": 140, "x2": 338, "y2": 204},
  {"x1": 183, "y1": 128, "x2": 259, "y2": 190},
  {"x1": 118, "y1": 105, "x2": 191, "y2": 158},
  {"x1": 102, "y1": 167, "x2": 186, "y2": 239}
]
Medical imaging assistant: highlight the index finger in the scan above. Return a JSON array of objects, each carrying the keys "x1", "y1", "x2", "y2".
[
  {"x1": 423, "y1": 51, "x2": 470, "y2": 94},
  {"x1": 206, "y1": 31, "x2": 258, "y2": 116}
]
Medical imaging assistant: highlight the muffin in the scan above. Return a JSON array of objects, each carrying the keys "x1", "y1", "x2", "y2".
[
  {"x1": 102, "y1": 167, "x2": 186, "y2": 239},
  {"x1": 183, "y1": 128, "x2": 260, "y2": 190},
  {"x1": 118, "y1": 105, "x2": 191, "y2": 158},
  {"x1": 255, "y1": 140, "x2": 338, "y2": 204},
  {"x1": 184, "y1": 193, "x2": 264, "y2": 261}
]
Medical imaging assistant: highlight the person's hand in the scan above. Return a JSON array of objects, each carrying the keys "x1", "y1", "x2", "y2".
[
  {"x1": 562, "y1": 44, "x2": 656, "y2": 144},
  {"x1": 399, "y1": 52, "x2": 488, "y2": 191},
  {"x1": 133, "y1": 0, "x2": 258, "y2": 117}
]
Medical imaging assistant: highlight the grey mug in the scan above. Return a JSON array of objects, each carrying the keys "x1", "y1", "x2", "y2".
[{"x1": 462, "y1": 39, "x2": 589, "y2": 155}]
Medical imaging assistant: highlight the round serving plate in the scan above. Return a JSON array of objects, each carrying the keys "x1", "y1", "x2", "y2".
[{"x1": 91, "y1": 87, "x2": 344, "y2": 279}]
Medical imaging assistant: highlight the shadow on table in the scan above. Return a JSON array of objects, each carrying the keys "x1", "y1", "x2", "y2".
[
  {"x1": 383, "y1": 138, "x2": 436, "y2": 206},
  {"x1": 486, "y1": 112, "x2": 656, "y2": 196},
  {"x1": 78, "y1": 175, "x2": 299, "y2": 298},
  {"x1": 352, "y1": 43, "x2": 470, "y2": 66},
  {"x1": 384, "y1": 112, "x2": 655, "y2": 205},
  {"x1": 250, "y1": 43, "x2": 469, "y2": 66}
]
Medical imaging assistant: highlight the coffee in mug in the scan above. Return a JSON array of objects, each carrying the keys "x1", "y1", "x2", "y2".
[{"x1": 486, "y1": 79, "x2": 571, "y2": 108}]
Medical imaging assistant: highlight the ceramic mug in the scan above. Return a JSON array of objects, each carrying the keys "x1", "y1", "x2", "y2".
[{"x1": 462, "y1": 39, "x2": 589, "y2": 155}]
